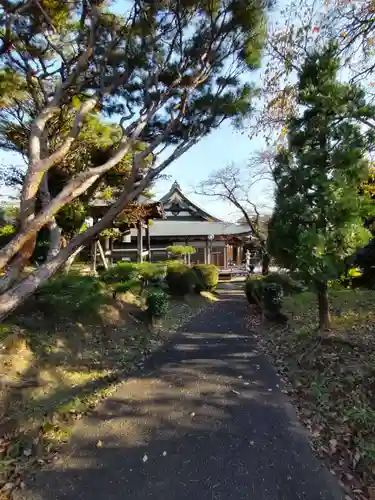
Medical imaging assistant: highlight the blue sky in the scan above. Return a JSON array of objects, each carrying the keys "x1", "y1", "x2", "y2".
[
  {"x1": 0, "y1": 0, "x2": 285, "y2": 220},
  {"x1": 153, "y1": 122, "x2": 269, "y2": 220},
  {"x1": 0, "y1": 96, "x2": 270, "y2": 221}
]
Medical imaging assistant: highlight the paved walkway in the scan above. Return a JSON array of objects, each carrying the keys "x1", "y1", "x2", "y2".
[{"x1": 20, "y1": 288, "x2": 343, "y2": 500}]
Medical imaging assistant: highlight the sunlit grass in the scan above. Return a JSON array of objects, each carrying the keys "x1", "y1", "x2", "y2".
[{"x1": 283, "y1": 288, "x2": 375, "y2": 338}]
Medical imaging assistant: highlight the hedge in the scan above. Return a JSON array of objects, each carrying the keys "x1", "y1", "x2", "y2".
[
  {"x1": 193, "y1": 264, "x2": 218, "y2": 292},
  {"x1": 166, "y1": 262, "x2": 195, "y2": 296},
  {"x1": 100, "y1": 262, "x2": 166, "y2": 285},
  {"x1": 135, "y1": 262, "x2": 166, "y2": 283},
  {"x1": 100, "y1": 262, "x2": 138, "y2": 283}
]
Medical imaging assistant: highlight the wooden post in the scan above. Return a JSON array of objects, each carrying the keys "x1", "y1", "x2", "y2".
[
  {"x1": 205, "y1": 238, "x2": 209, "y2": 264},
  {"x1": 224, "y1": 244, "x2": 228, "y2": 269},
  {"x1": 236, "y1": 245, "x2": 241, "y2": 265},
  {"x1": 97, "y1": 240, "x2": 108, "y2": 270},
  {"x1": 137, "y1": 221, "x2": 143, "y2": 263},
  {"x1": 146, "y1": 223, "x2": 151, "y2": 262},
  {"x1": 91, "y1": 240, "x2": 97, "y2": 273},
  {"x1": 109, "y1": 238, "x2": 114, "y2": 265},
  {"x1": 185, "y1": 239, "x2": 191, "y2": 266},
  {"x1": 208, "y1": 238, "x2": 213, "y2": 264}
]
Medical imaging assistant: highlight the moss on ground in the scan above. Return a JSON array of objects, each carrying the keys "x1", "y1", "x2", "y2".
[{"x1": 249, "y1": 287, "x2": 375, "y2": 500}]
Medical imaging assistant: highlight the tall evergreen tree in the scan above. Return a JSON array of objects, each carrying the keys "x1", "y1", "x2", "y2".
[
  {"x1": 268, "y1": 44, "x2": 375, "y2": 329},
  {"x1": 0, "y1": 0, "x2": 270, "y2": 319}
]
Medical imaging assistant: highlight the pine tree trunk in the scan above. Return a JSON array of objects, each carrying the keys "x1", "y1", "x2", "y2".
[
  {"x1": 316, "y1": 280, "x2": 330, "y2": 330},
  {"x1": 0, "y1": 184, "x2": 145, "y2": 321},
  {"x1": 0, "y1": 236, "x2": 37, "y2": 293},
  {"x1": 46, "y1": 219, "x2": 62, "y2": 261}
]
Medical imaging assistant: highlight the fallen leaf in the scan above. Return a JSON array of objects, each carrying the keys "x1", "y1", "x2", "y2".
[
  {"x1": 2, "y1": 483, "x2": 15, "y2": 493},
  {"x1": 142, "y1": 454, "x2": 148, "y2": 463},
  {"x1": 329, "y1": 439, "x2": 338, "y2": 454},
  {"x1": 96, "y1": 440, "x2": 103, "y2": 448}
]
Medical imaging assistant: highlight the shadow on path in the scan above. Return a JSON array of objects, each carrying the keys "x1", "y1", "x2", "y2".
[{"x1": 18, "y1": 292, "x2": 344, "y2": 500}]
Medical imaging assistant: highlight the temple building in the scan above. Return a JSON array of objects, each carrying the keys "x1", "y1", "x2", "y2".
[{"x1": 91, "y1": 181, "x2": 253, "y2": 268}]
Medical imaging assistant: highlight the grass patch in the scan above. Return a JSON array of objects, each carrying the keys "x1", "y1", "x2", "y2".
[
  {"x1": 0, "y1": 279, "x2": 216, "y2": 495},
  {"x1": 250, "y1": 286, "x2": 375, "y2": 499}
]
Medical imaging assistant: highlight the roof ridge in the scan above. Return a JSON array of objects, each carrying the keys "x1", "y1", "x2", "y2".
[{"x1": 159, "y1": 182, "x2": 222, "y2": 222}]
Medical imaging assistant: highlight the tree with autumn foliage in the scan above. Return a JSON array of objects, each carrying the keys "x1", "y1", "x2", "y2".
[
  {"x1": 251, "y1": 0, "x2": 375, "y2": 149},
  {"x1": 268, "y1": 44, "x2": 375, "y2": 329},
  {"x1": 0, "y1": 0, "x2": 269, "y2": 320}
]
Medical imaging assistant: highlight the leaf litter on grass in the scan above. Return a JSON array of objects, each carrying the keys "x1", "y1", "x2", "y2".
[
  {"x1": 248, "y1": 288, "x2": 375, "y2": 500},
  {"x1": 0, "y1": 292, "x2": 215, "y2": 498}
]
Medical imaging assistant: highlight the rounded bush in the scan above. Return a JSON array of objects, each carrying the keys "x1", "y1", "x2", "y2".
[
  {"x1": 245, "y1": 276, "x2": 263, "y2": 305},
  {"x1": 262, "y1": 272, "x2": 305, "y2": 295},
  {"x1": 262, "y1": 282, "x2": 283, "y2": 314},
  {"x1": 166, "y1": 263, "x2": 195, "y2": 296},
  {"x1": 146, "y1": 288, "x2": 169, "y2": 317},
  {"x1": 193, "y1": 264, "x2": 218, "y2": 291},
  {"x1": 245, "y1": 276, "x2": 284, "y2": 315},
  {"x1": 135, "y1": 262, "x2": 166, "y2": 284},
  {"x1": 100, "y1": 262, "x2": 137, "y2": 284}
]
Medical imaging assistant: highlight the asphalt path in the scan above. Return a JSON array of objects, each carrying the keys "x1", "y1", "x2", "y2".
[{"x1": 17, "y1": 287, "x2": 344, "y2": 500}]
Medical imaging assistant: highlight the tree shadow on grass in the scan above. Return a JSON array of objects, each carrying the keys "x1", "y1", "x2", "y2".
[
  {"x1": 0, "y1": 294, "x2": 214, "y2": 439},
  {"x1": 19, "y1": 295, "x2": 343, "y2": 500}
]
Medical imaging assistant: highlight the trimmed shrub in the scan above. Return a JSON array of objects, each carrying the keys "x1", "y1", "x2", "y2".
[
  {"x1": 146, "y1": 288, "x2": 169, "y2": 317},
  {"x1": 135, "y1": 262, "x2": 166, "y2": 284},
  {"x1": 100, "y1": 262, "x2": 137, "y2": 283},
  {"x1": 167, "y1": 245, "x2": 196, "y2": 259},
  {"x1": 166, "y1": 262, "x2": 195, "y2": 296},
  {"x1": 35, "y1": 273, "x2": 106, "y2": 319},
  {"x1": 245, "y1": 276, "x2": 284, "y2": 315},
  {"x1": 262, "y1": 272, "x2": 305, "y2": 295},
  {"x1": 245, "y1": 275, "x2": 263, "y2": 305},
  {"x1": 262, "y1": 282, "x2": 284, "y2": 314},
  {"x1": 112, "y1": 279, "x2": 142, "y2": 298},
  {"x1": 193, "y1": 264, "x2": 218, "y2": 292}
]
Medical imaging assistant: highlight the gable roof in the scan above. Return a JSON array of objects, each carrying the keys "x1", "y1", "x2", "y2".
[
  {"x1": 128, "y1": 220, "x2": 251, "y2": 237},
  {"x1": 151, "y1": 220, "x2": 250, "y2": 237},
  {"x1": 159, "y1": 181, "x2": 221, "y2": 222}
]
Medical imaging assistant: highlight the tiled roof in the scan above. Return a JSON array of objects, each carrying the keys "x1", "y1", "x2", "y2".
[
  {"x1": 147, "y1": 220, "x2": 250, "y2": 237},
  {"x1": 159, "y1": 181, "x2": 221, "y2": 222}
]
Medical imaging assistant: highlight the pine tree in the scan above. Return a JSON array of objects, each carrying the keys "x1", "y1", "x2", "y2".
[
  {"x1": 0, "y1": 0, "x2": 270, "y2": 319},
  {"x1": 268, "y1": 44, "x2": 375, "y2": 329}
]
